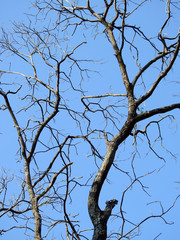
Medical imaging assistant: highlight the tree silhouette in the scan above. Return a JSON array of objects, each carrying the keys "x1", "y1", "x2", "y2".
[{"x1": 0, "y1": 1, "x2": 180, "y2": 239}]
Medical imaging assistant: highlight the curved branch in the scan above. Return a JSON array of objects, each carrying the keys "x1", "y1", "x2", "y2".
[
  {"x1": 27, "y1": 62, "x2": 61, "y2": 163},
  {"x1": 135, "y1": 103, "x2": 180, "y2": 122},
  {"x1": 136, "y1": 36, "x2": 180, "y2": 106},
  {"x1": 37, "y1": 162, "x2": 73, "y2": 201},
  {"x1": 0, "y1": 90, "x2": 27, "y2": 159},
  {"x1": 88, "y1": 117, "x2": 135, "y2": 240},
  {"x1": 132, "y1": 51, "x2": 173, "y2": 87}
]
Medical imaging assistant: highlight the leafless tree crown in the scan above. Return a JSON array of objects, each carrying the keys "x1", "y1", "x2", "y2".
[{"x1": 0, "y1": 1, "x2": 180, "y2": 239}]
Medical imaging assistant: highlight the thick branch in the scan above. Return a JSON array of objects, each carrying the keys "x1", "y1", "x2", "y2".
[
  {"x1": 27, "y1": 63, "x2": 60, "y2": 162},
  {"x1": 0, "y1": 91, "x2": 27, "y2": 159},
  {"x1": 135, "y1": 103, "x2": 180, "y2": 122}
]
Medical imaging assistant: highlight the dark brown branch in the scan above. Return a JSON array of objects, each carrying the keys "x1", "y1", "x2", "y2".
[
  {"x1": 88, "y1": 117, "x2": 135, "y2": 240},
  {"x1": 135, "y1": 103, "x2": 180, "y2": 122},
  {"x1": 0, "y1": 90, "x2": 27, "y2": 160},
  {"x1": 27, "y1": 62, "x2": 60, "y2": 163},
  {"x1": 136, "y1": 36, "x2": 180, "y2": 106},
  {"x1": 37, "y1": 162, "x2": 73, "y2": 201},
  {"x1": 132, "y1": 51, "x2": 173, "y2": 87}
]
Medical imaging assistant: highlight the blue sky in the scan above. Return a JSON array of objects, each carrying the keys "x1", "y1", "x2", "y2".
[
  {"x1": 0, "y1": 1, "x2": 180, "y2": 240},
  {"x1": 0, "y1": 1, "x2": 31, "y2": 25}
]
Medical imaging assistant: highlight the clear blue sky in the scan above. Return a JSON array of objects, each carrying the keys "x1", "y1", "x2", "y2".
[{"x1": 0, "y1": 1, "x2": 180, "y2": 240}]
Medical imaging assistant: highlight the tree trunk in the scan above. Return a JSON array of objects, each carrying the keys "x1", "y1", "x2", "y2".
[
  {"x1": 33, "y1": 197, "x2": 42, "y2": 240},
  {"x1": 88, "y1": 118, "x2": 135, "y2": 239},
  {"x1": 25, "y1": 162, "x2": 42, "y2": 240}
]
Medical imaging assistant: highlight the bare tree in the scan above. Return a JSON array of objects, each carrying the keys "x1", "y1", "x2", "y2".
[{"x1": 0, "y1": 0, "x2": 180, "y2": 239}]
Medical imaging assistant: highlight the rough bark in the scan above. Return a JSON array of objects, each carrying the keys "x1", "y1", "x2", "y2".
[
  {"x1": 88, "y1": 117, "x2": 136, "y2": 240},
  {"x1": 25, "y1": 162, "x2": 42, "y2": 240}
]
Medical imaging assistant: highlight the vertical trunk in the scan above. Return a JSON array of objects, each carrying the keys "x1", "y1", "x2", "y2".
[
  {"x1": 33, "y1": 197, "x2": 42, "y2": 240},
  {"x1": 92, "y1": 218, "x2": 107, "y2": 240},
  {"x1": 25, "y1": 161, "x2": 42, "y2": 240},
  {"x1": 90, "y1": 199, "x2": 118, "y2": 240}
]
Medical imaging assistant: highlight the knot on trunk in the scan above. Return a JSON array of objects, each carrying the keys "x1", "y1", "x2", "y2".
[
  {"x1": 104, "y1": 198, "x2": 118, "y2": 217},
  {"x1": 90, "y1": 199, "x2": 118, "y2": 240},
  {"x1": 105, "y1": 198, "x2": 118, "y2": 210}
]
